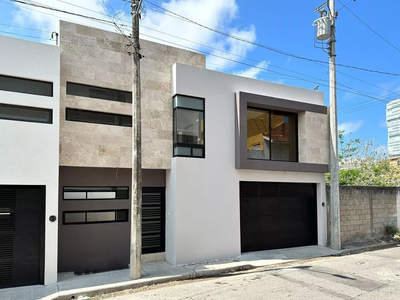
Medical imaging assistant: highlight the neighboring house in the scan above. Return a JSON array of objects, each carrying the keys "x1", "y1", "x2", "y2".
[
  {"x1": 387, "y1": 98, "x2": 400, "y2": 159},
  {"x1": 0, "y1": 21, "x2": 329, "y2": 289},
  {"x1": 0, "y1": 36, "x2": 60, "y2": 287}
]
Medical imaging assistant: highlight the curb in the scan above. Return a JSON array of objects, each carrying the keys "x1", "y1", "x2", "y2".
[
  {"x1": 41, "y1": 243, "x2": 399, "y2": 300},
  {"x1": 339, "y1": 242, "x2": 399, "y2": 256},
  {"x1": 41, "y1": 264, "x2": 255, "y2": 300}
]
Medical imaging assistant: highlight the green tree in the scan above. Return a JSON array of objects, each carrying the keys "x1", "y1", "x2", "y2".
[{"x1": 325, "y1": 131, "x2": 400, "y2": 186}]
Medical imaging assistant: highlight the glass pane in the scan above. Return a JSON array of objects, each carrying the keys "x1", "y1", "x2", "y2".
[
  {"x1": 174, "y1": 146, "x2": 191, "y2": 156},
  {"x1": 173, "y1": 95, "x2": 203, "y2": 110},
  {"x1": 247, "y1": 109, "x2": 271, "y2": 160},
  {"x1": 116, "y1": 187, "x2": 129, "y2": 199},
  {"x1": 192, "y1": 148, "x2": 203, "y2": 157},
  {"x1": 116, "y1": 210, "x2": 128, "y2": 221},
  {"x1": 66, "y1": 108, "x2": 132, "y2": 127},
  {"x1": 86, "y1": 211, "x2": 115, "y2": 222},
  {"x1": 0, "y1": 104, "x2": 52, "y2": 124},
  {"x1": 271, "y1": 112, "x2": 297, "y2": 162},
  {"x1": 64, "y1": 192, "x2": 87, "y2": 199},
  {"x1": 175, "y1": 109, "x2": 204, "y2": 145},
  {"x1": 0, "y1": 75, "x2": 52, "y2": 97},
  {"x1": 87, "y1": 192, "x2": 116, "y2": 199},
  {"x1": 67, "y1": 82, "x2": 132, "y2": 103},
  {"x1": 64, "y1": 212, "x2": 86, "y2": 223}
]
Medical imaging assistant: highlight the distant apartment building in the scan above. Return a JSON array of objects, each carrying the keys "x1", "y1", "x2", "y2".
[
  {"x1": 386, "y1": 98, "x2": 400, "y2": 158},
  {"x1": 0, "y1": 21, "x2": 329, "y2": 289}
]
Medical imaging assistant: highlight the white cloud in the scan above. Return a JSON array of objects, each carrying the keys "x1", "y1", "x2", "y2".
[
  {"x1": 234, "y1": 61, "x2": 269, "y2": 79},
  {"x1": 338, "y1": 120, "x2": 363, "y2": 134},
  {"x1": 10, "y1": 0, "x2": 259, "y2": 72},
  {"x1": 379, "y1": 119, "x2": 387, "y2": 128}
]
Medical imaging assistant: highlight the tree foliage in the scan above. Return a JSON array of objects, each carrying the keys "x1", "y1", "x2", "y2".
[{"x1": 325, "y1": 131, "x2": 400, "y2": 186}]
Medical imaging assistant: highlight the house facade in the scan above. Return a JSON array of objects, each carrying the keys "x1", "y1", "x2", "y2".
[
  {"x1": 0, "y1": 21, "x2": 329, "y2": 289},
  {"x1": 387, "y1": 98, "x2": 400, "y2": 158}
]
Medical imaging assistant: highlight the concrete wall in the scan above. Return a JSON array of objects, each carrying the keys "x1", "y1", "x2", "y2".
[
  {"x1": 59, "y1": 21, "x2": 205, "y2": 169},
  {"x1": 167, "y1": 63, "x2": 328, "y2": 265},
  {"x1": 326, "y1": 186, "x2": 400, "y2": 244},
  {"x1": 0, "y1": 36, "x2": 60, "y2": 285}
]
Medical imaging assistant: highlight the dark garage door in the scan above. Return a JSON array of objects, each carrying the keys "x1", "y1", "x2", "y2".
[
  {"x1": 0, "y1": 186, "x2": 45, "y2": 288},
  {"x1": 240, "y1": 182, "x2": 317, "y2": 252}
]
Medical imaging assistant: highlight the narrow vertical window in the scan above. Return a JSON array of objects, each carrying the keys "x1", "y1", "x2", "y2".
[{"x1": 173, "y1": 95, "x2": 205, "y2": 158}]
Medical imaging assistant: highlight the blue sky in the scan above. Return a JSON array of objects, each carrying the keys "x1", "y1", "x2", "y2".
[{"x1": 1, "y1": 0, "x2": 399, "y2": 147}]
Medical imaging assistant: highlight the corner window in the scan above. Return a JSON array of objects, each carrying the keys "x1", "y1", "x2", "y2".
[
  {"x1": 173, "y1": 95, "x2": 205, "y2": 158},
  {"x1": 247, "y1": 108, "x2": 297, "y2": 162}
]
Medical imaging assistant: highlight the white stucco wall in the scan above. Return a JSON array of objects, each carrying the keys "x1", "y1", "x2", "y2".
[
  {"x1": 167, "y1": 64, "x2": 327, "y2": 265},
  {"x1": 0, "y1": 36, "x2": 60, "y2": 285}
]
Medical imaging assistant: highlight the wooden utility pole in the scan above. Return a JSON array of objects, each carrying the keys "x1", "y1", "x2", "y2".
[
  {"x1": 328, "y1": 0, "x2": 340, "y2": 251},
  {"x1": 130, "y1": 0, "x2": 143, "y2": 280}
]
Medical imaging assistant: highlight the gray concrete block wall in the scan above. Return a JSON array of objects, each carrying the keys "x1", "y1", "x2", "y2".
[
  {"x1": 298, "y1": 111, "x2": 329, "y2": 165},
  {"x1": 59, "y1": 21, "x2": 205, "y2": 169},
  {"x1": 327, "y1": 186, "x2": 399, "y2": 245}
]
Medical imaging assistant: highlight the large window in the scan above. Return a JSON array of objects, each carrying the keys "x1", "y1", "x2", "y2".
[
  {"x1": 247, "y1": 108, "x2": 297, "y2": 162},
  {"x1": 0, "y1": 103, "x2": 52, "y2": 124},
  {"x1": 63, "y1": 210, "x2": 129, "y2": 225},
  {"x1": 66, "y1": 82, "x2": 132, "y2": 103},
  {"x1": 63, "y1": 187, "x2": 129, "y2": 200},
  {"x1": 0, "y1": 75, "x2": 53, "y2": 97},
  {"x1": 173, "y1": 95, "x2": 205, "y2": 158},
  {"x1": 66, "y1": 108, "x2": 132, "y2": 127}
]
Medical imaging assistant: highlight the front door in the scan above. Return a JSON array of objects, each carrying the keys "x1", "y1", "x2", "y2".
[{"x1": 0, "y1": 186, "x2": 45, "y2": 288}]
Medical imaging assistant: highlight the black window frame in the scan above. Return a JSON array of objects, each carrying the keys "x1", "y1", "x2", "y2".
[
  {"x1": 63, "y1": 186, "x2": 129, "y2": 200},
  {"x1": 0, "y1": 75, "x2": 53, "y2": 97},
  {"x1": 66, "y1": 82, "x2": 132, "y2": 103},
  {"x1": 66, "y1": 108, "x2": 132, "y2": 127},
  {"x1": 0, "y1": 103, "x2": 53, "y2": 124},
  {"x1": 63, "y1": 209, "x2": 129, "y2": 225},
  {"x1": 173, "y1": 94, "x2": 205, "y2": 158},
  {"x1": 247, "y1": 106, "x2": 298, "y2": 162}
]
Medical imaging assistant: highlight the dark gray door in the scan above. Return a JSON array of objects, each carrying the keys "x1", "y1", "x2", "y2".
[
  {"x1": 142, "y1": 187, "x2": 165, "y2": 254},
  {"x1": 240, "y1": 182, "x2": 317, "y2": 252},
  {"x1": 0, "y1": 186, "x2": 45, "y2": 288}
]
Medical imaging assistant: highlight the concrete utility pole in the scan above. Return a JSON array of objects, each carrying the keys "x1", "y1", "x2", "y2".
[
  {"x1": 328, "y1": 0, "x2": 341, "y2": 251},
  {"x1": 130, "y1": 0, "x2": 143, "y2": 279}
]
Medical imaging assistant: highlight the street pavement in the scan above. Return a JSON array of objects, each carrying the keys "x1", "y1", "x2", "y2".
[{"x1": 106, "y1": 247, "x2": 400, "y2": 300}]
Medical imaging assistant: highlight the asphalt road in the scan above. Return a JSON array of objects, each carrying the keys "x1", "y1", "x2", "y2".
[{"x1": 107, "y1": 247, "x2": 400, "y2": 300}]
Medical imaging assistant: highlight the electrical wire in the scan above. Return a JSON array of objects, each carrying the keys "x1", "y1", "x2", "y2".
[
  {"x1": 338, "y1": 0, "x2": 400, "y2": 53},
  {"x1": 142, "y1": 0, "x2": 400, "y2": 76},
  {"x1": 3, "y1": 0, "x2": 399, "y2": 112}
]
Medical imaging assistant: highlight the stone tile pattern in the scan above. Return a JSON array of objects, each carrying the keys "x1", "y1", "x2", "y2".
[
  {"x1": 59, "y1": 21, "x2": 205, "y2": 168},
  {"x1": 298, "y1": 111, "x2": 329, "y2": 165},
  {"x1": 326, "y1": 186, "x2": 399, "y2": 244}
]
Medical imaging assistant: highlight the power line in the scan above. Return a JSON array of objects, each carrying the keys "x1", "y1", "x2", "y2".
[
  {"x1": 338, "y1": 0, "x2": 400, "y2": 53},
  {"x1": 3, "y1": 0, "x2": 399, "y2": 111},
  {"x1": 142, "y1": 0, "x2": 400, "y2": 77}
]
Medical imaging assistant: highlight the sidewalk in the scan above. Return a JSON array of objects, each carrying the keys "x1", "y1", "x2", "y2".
[{"x1": 0, "y1": 246, "x2": 343, "y2": 300}]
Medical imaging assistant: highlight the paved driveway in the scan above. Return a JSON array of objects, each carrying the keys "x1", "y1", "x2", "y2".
[{"x1": 106, "y1": 247, "x2": 400, "y2": 300}]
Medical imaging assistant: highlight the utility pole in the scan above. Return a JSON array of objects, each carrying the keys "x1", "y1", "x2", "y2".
[
  {"x1": 328, "y1": 0, "x2": 340, "y2": 251},
  {"x1": 313, "y1": 0, "x2": 340, "y2": 251},
  {"x1": 130, "y1": 0, "x2": 143, "y2": 280}
]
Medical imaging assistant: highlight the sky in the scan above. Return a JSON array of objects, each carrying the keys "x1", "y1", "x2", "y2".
[{"x1": 0, "y1": 0, "x2": 399, "y2": 148}]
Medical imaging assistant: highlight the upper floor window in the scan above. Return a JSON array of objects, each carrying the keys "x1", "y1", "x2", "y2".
[
  {"x1": 0, "y1": 75, "x2": 53, "y2": 97},
  {"x1": 173, "y1": 95, "x2": 205, "y2": 158},
  {"x1": 66, "y1": 82, "x2": 132, "y2": 103},
  {"x1": 0, "y1": 103, "x2": 52, "y2": 124},
  {"x1": 66, "y1": 108, "x2": 132, "y2": 127},
  {"x1": 247, "y1": 108, "x2": 297, "y2": 162}
]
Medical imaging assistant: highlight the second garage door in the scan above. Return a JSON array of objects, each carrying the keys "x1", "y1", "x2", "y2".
[{"x1": 240, "y1": 182, "x2": 317, "y2": 252}]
